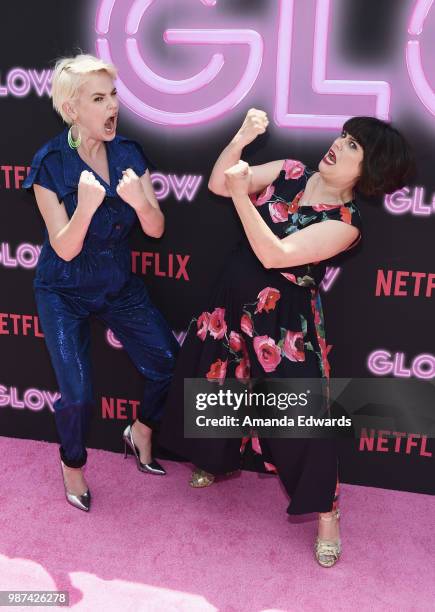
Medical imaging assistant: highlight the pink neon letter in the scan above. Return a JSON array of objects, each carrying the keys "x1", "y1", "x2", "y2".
[
  {"x1": 407, "y1": 0, "x2": 435, "y2": 117},
  {"x1": 276, "y1": 0, "x2": 390, "y2": 129},
  {"x1": 95, "y1": 0, "x2": 264, "y2": 125}
]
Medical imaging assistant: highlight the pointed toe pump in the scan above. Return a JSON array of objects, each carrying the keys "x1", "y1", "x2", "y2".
[{"x1": 122, "y1": 424, "x2": 166, "y2": 476}]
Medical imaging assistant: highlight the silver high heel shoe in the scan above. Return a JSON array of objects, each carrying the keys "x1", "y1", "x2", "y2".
[
  {"x1": 60, "y1": 461, "x2": 91, "y2": 512},
  {"x1": 314, "y1": 508, "x2": 341, "y2": 567},
  {"x1": 122, "y1": 424, "x2": 166, "y2": 475}
]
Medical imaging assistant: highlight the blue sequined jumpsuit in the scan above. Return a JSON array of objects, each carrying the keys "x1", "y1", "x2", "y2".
[{"x1": 23, "y1": 128, "x2": 179, "y2": 468}]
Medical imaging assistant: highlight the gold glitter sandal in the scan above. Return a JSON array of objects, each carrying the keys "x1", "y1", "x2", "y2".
[
  {"x1": 189, "y1": 468, "x2": 238, "y2": 488},
  {"x1": 189, "y1": 468, "x2": 215, "y2": 487},
  {"x1": 314, "y1": 508, "x2": 341, "y2": 568}
]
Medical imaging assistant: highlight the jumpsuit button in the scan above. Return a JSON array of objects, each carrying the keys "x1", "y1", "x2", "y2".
[{"x1": 115, "y1": 224, "x2": 121, "y2": 230}]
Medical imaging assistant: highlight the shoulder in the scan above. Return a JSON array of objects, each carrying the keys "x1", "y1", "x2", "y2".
[
  {"x1": 22, "y1": 131, "x2": 66, "y2": 195},
  {"x1": 29, "y1": 132, "x2": 64, "y2": 169},
  {"x1": 110, "y1": 134, "x2": 149, "y2": 174},
  {"x1": 331, "y1": 200, "x2": 361, "y2": 224},
  {"x1": 315, "y1": 200, "x2": 362, "y2": 233},
  {"x1": 112, "y1": 134, "x2": 145, "y2": 157},
  {"x1": 112, "y1": 133, "x2": 137, "y2": 147},
  {"x1": 265, "y1": 159, "x2": 312, "y2": 196},
  {"x1": 279, "y1": 159, "x2": 314, "y2": 182}
]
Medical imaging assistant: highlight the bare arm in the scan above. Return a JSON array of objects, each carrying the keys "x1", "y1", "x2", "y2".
[
  {"x1": 137, "y1": 169, "x2": 165, "y2": 238},
  {"x1": 208, "y1": 108, "x2": 283, "y2": 197},
  {"x1": 208, "y1": 134, "x2": 246, "y2": 196},
  {"x1": 33, "y1": 171, "x2": 105, "y2": 261},
  {"x1": 225, "y1": 162, "x2": 359, "y2": 268},
  {"x1": 233, "y1": 192, "x2": 358, "y2": 268},
  {"x1": 117, "y1": 168, "x2": 164, "y2": 239}
]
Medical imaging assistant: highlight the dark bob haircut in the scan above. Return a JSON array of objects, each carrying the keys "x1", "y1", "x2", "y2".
[{"x1": 343, "y1": 116, "x2": 415, "y2": 197}]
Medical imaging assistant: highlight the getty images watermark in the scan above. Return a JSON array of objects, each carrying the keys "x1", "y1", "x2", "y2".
[
  {"x1": 183, "y1": 378, "x2": 435, "y2": 439},
  {"x1": 194, "y1": 387, "x2": 351, "y2": 429}
]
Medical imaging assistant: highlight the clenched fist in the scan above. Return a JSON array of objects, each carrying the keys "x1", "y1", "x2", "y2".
[
  {"x1": 236, "y1": 108, "x2": 269, "y2": 147},
  {"x1": 77, "y1": 170, "x2": 106, "y2": 214},
  {"x1": 116, "y1": 168, "x2": 145, "y2": 211},
  {"x1": 224, "y1": 160, "x2": 252, "y2": 198}
]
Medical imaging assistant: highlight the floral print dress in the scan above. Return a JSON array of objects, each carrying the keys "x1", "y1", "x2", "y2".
[{"x1": 159, "y1": 159, "x2": 362, "y2": 515}]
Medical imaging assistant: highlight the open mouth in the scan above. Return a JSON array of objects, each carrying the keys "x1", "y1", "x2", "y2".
[
  {"x1": 104, "y1": 114, "x2": 117, "y2": 134},
  {"x1": 323, "y1": 148, "x2": 336, "y2": 165}
]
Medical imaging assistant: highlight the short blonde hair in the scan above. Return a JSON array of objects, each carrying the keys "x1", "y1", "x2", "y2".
[{"x1": 51, "y1": 54, "x2": 118, "y2": 124}]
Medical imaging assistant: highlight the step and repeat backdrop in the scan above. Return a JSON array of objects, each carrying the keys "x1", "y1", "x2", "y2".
[{"x1": 0, "y1": 0, "x2": 434, "y2": 494}]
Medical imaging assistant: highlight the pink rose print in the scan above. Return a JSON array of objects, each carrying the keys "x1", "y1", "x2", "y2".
[
  {"x1": 253, "y1": 335, "x2": 282, "y2": 373},
  {"x1": 288, "y1": 190, "x2": 304, "y2": 213},
  {"x1": 235, "y1": 356, "x2": 250, "y2": 380},
  {"x1": 255, "y1": 184, "x2": 275, "y2": 207},
  {"x1": 317, "y1": 335, "x2": 327, "y2": 353},
  {"x1": 283, "y1": 330, "x2": 305, "y2": 362},
  {"x1": 311, "y1": 203, "x2": 342, "y2": 212},
  {"x1": 206, "y1": 359, "x2": 228, "y2": 381},
  {"x1": 240, "y1": 436, "x2": 249, "y2": 453},
  {"x1": 255, "y1": 287, "x2": 281, "y2": 314},
  {"x1": 315, "y1": 329, "x2": 331, "y2": 378},
  {"x1": 340, "y1": 206, "x2": 352, "y2": 224},
  {"x1": 208, "y1": 307, "x2": 227, "y2": 340},
  {"x1": 251, "y1": 435, "x2": 262, "y2": 454},
  {"x1": 196, "y1": 311, "x2": 210, "y2": 341},
  {"x1": 264, "y1": 462, "x2": 278, "y2": 473},
  {"x1": 269, "y1": 201, "x2": 289, "y2": 223},
  {"x1": 241, "y1": 313, "x2": 254, "y2": 337},
  {"x1": 283, "y1": 159, "x2": 305, "y2": 180},
  {"x1": 229, "y1": 331, "x2": 244, "y2": 352},
  {"x1": 280, "y1": 272, "x2": 297, "y2": 284}
]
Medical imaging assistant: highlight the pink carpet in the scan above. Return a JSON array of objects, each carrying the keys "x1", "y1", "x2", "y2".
[{"x1": 0, "y1": 436, "x2": 434, "y2": 611}]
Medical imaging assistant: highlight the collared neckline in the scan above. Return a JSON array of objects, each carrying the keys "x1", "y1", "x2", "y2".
[{"x1": 60, "y1": 128, "x2": 131, "y2": 198}]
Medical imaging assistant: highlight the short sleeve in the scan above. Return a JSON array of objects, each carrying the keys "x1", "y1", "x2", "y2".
[
  {"x1": 23, "y1": 147, "x2": 63, "y2": 202},
  {"x1": 23, "y1": 159, "x2": 56, "y2": 194},
  {"x1": 319, "y1": 202, "x2": 363, "y2": 250}
]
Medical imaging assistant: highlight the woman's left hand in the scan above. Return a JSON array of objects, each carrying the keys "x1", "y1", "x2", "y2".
[
  {"x1": 116, "y1": 168, "x2": 146, "y2": 210},
  {"x1": 224, "y1": 160, "x2": 252, "y2": 198}
]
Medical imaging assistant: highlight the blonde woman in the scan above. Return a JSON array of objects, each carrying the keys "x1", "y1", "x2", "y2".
[{"x1": 23, "y1": 54, "x2": 178, "y2": 512}]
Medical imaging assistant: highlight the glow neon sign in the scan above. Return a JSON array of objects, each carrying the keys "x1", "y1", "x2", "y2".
[
  {"x1": 90, "y1": 0, "x2": 435, "y2": 128},
  {"x1": 367, "y1": 349, "x2": 435, "y2": 379}
]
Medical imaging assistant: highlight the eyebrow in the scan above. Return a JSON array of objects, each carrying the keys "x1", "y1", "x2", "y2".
[
  {"x1": 91, "y1": 89, "x2": 117, "y2": 96},
  {"x1": 344, "y1": 131, "x2": 360, "y2": 147}
]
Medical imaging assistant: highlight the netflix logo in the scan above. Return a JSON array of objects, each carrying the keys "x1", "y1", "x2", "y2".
[
  {"x1": 359, "y1": 428, "x2": 432, "y2": 457},
  {"x1": 0, "y1": 313, "x2": 44, "y2": 338},
  {"x1": 101, "y1": 396, "x2": 140, "y2": 420},
  {"x1": 131, "y1": 251, "x2": 190, "y2": 281},
  {"x1": 0, "y1": 165, "x2": 30, "y2": 189},
  {"x1": 375, "y1": 269, "x2": 435, "y2": 297}
]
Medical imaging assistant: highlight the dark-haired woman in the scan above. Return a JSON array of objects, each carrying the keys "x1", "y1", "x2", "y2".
[{"x1": 159, "y1": 109, "x2": 414, "y2": 567}]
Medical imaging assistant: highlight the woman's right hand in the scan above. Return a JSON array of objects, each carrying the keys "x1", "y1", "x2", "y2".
[
  {"x1": 77, "y1": 170, "x2": 106, "y2": 215},
  {"x1": 236, "y1": 108, "x2": 269, "y2": 147}
]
